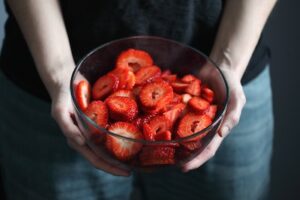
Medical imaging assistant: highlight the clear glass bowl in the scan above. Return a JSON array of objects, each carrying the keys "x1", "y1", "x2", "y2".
[{"x1": 70, "y1": 36, "x2": 228, "y2": 171}]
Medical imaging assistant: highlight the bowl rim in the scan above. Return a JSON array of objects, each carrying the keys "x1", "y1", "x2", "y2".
[{"x1": 70, "y1": 35, "x2": 229, "y2": 144}]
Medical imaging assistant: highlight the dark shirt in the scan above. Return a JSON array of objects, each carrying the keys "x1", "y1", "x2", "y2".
[{"x1": 0, "y1": 0, "x2": 270, "y2": 101}]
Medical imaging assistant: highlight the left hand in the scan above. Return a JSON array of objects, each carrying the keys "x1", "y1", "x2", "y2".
[{"x1": 181, "y1": 67, "x2": 246, "y2": 172}]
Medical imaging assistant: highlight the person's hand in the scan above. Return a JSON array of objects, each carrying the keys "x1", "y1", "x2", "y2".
[
  {"x1": 50, "y1": 78, "x2": 131, "y2": 176},
  {"x1": 181, "y1": 67, "x2": 246, "y2": 172}
]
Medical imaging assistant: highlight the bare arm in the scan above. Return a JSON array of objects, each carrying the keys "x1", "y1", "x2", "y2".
[
  {"x1": 7, "y1": 0, "x2": 129, "y2": 176},
  {"x1": 183, "y1": 0, "x2": 277, "y2": 171}
]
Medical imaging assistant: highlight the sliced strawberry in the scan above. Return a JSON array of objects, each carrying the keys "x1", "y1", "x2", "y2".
[
  {"x1": 106, "y1": 96, "x2": 138, "y2": 122},
  {"x1": 171, "y1": 81, "x2": 189, "y2": 93},
  {"x1": 185, "y1": 79, "x2": 201, "y2": 96},
  {"x1": 110, "y1": 68, "x2": 136, "y2": 90},
  {"x1": 116, "y1": 49, "x2": 153, "y2": 72},
  {"x1": 181, "y1": 74, "x2": 197, "y2": 83},
  {"x1": 154, "y1": 130, "x2": 172, "y2": 141},
  {"x1": 188, "y1": 97, "x2": 210, "y2": 114},
  {"x1": 75, "y1": 80, "x2": 91, "y2": 111},
  {"x1": 162, "y1": 74, "x2": 177, "y2": 83},
  {"x1": 139, "y1": 146, "x2": 175, "y2": 166},
  {"x1": 172, "y1": 93, "x2": 183, "y2": 104},
  {"x1": 142, "y1": 115, "x2": 171, "y2": 141},
  {"x1": 205, "y1": 105, "x2": 217, "y2": 120},
  {"x1": 161, "y1": 69, "x2": 171, "y2": 76},
  {"x1": 107, "y1": 89, "x2": 135, "y2": 100},
  {"x1": 181, "y1": 138, "x2": 206, "y2": 151},
  {"x1": 135, "y1": 65, "x2": 161, "y2": 85},
  {"x1": 92, "y1": 73, "x2": 119, "y2": 100},
  {"x1": 177, "y1": 113, "x2": 212, "y2": 139},
  {"x1": 182, "y1": 93, "x2": 192, "y2": 104},
  {"x1": 163, "y1": 103, "x2": 186, "y2": 126},
  {"x1": 84, "y1": 101, "x2": 108, "y2": 128},
  {"x1": 106, "y1": 122, "x2": 143, "y2": 161},
  {"x1": 139, "y1": 81, "x2": 173, "y2": 111},
  {"x1": 201, "y1": 86, "x2": 214, "y2": 103}
]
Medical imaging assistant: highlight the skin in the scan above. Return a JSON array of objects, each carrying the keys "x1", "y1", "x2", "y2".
[
  {"x1": 182, "y1": 0, "x2": 277, "y2": 172},
  {"x1": 7, "y1": 0, "x2": 277, "y2": 175}
]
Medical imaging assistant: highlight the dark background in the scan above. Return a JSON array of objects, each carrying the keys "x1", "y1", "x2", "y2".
[{"x1": 0, "y1": 0, "x2": 299, "y2": 199}]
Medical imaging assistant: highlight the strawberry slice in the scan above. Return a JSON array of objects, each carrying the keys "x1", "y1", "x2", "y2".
[
  {"x1": 106, "y1": 96, "x2": 138, "y2": 122},
  {"x1": 172, "y1": 93, "x2": 183, "y2": 104},
  {"x1": 110, "y1": 68, "x2": 136, "y2": 90},
  {"x1": 177, "y1": 113, "x2": 212, "y2": 139},
  {"x1": 107, "y1": 89, "x2": 135, "y2": 100},
  {"x1": 181, "y1": 93, "x2": 192, "y2": 104},
  {"x1": 163, "y1": 103, "x2": 186, "y2": 126},
  {"x1": 116, "y1": 49, "x2": 153, "y2": 72},
  {"x1": 84, "y1": 101, "x2": 108, "y2": 128},
  {"x1": 201, "y1": 86, "x2": 214, "y2": 103},
  {"x1": 181, "y1": 139, "x2": 204, "y2": 151},
  {"x1": 154, "y1": 130, "x2": 172, "y2": 141},
  {"x1": 143, "y1": 115, "x2": 171, "y2": 141},
  {"x1": 185, "y1": 79, "x2": 201, "y2": 96},
  {"x1": 139, "y1": 81, "x2": 173, "y2": 111},
  {"x1": 205, "y1": 105, "x2": 217, "y2": 120},
  {"x1": 171, "y1": 81, "x2": 189, "y2": 93},
  {"x1": 106, "y1": 122, "x2": 143, "y2": 161},
  {"x1": 162, "y1": 74, "x2": 177, "y2": 83},
  {"x1": 135, "y1": 65, "x2": 161, "y2": 85},
  {"x1": 181, "y1": 74, "x2": 197, "y2": 83},
  {"x1": 92, "y1": 73, "x2": 119, "y2": 100},
  {"x1": 188, "y1": 97, "x2": 210, "y2": 114},
  {"x1": 75, "y1": 80, "x2": 91, "y2": 111},
  {"x1": 139, "y1": 146, "x2": 175, "y2": 166},
  {"x1": 161, "y1": 69, "x2": 171, "y2": 76}
]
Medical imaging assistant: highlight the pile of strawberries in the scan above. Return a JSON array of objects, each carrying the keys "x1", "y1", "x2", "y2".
[{"x1": 75, "y1": 49, "x2": 217, "y2": 166}]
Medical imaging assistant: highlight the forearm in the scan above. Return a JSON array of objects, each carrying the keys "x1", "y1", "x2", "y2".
[
  {"x1": 210, "y1": 0, "x2": 277, "y2": 79},
  {"x1": 7, "y1": 0, "x2": 74, "y2": 99}
]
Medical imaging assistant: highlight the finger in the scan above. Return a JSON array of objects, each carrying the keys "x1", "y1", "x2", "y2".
[
  {"x1": 182, "y1": 134, "x2": 223, "y2": 172},
  {"x1": 219, "y1": 88, "x2": 246, "y2": 137},
  {"x1": 68, "y1": 139, "x2": 131, "y2": 177},
  {"x1": 52, "y1": 106, "x2": 85, "y2": 146}
]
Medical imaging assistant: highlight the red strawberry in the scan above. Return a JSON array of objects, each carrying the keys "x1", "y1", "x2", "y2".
[
  {"x1": 162, "y1": 74, "x2": 177, "y2": 83},
  {"x1": 181, "y1": 74, "x2": 197, "y2": 83},
  {"x1": 185, "y1": 79, "x2": 201, "y2": 96},
  {"x1": 143, "y1": 115, "x2": 171, "y2": 141},
  {"x1": 92, "y1": 74, "x2": 119, "y2": 100},
  {"x1": 139, "y1": 81, "x2": 173, "y2": 111},
  {"x1": 107, "y1": 89, "x2": 135, "y2": 100},
  {"x1": 163, "y1": 103, "x2": 186, "y2": 126},
  {"x1": 75, "y1": 80, "x2": 91, "y2": 111},
  {"x1": 201, "y1": 86, "x2": 214, "y2": 103},
  {"x1": 116, "y1": 48, "x2": 154, "y2": 72},
  {"x1": 172, "y1": 93, "x2": 183, "y2": 104},
  {"x1": 154, "y1": 130, "x2": 172, "y2": 141},
  {"x1": 84, "y1": 101, "x2": 108, "y2": 128},
  {"x1": 161, "y1": 69, "x2": 171, "y2": 76},
  {"x1": 139, "y1": 146, "x2": 175, "y2": 166},
  {"x1": 135, "y1": 65, "x2": 161, "y2": 85},
  {"x1": 177, "y1": 113, "x2": 212, "y2": 140},
  {"x1": 106, "y1": 96, "x2": 138, "y2": 122},
  {"x1": 205, "y1": 105, "x2": 217, "y2": 120},
  {"x1": 181, "y1": 139, "x2": 203, "y2": 151},
  {"x1": 171, "y1": 81, "x2": 189, "y2": 93},
  {"x1": 182, "y1": 93, "x2": 192, "y2": 104},
  {"x1": 106, "y1": 122, "x2": 143, "y2": 161},
  {"x1": 110, "y1": 68, "x2": 136, "y2": 90},
  {"x1": 188, "y1": 97, "x2": 210, "y2": 114}
]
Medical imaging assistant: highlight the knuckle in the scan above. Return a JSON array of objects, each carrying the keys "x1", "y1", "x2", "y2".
[{"x1": 231, "y1": 115, "x2": 240, "y2": 126}]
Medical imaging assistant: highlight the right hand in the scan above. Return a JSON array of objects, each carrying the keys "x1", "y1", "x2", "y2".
[{"x1": 50, "y1": 79, "x2": 130, "y2": 177}]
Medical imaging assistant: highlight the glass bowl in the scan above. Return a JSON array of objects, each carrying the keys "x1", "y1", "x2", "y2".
[{"x1": 70, "y1": 36, "x2": 228, "y2": 171}]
